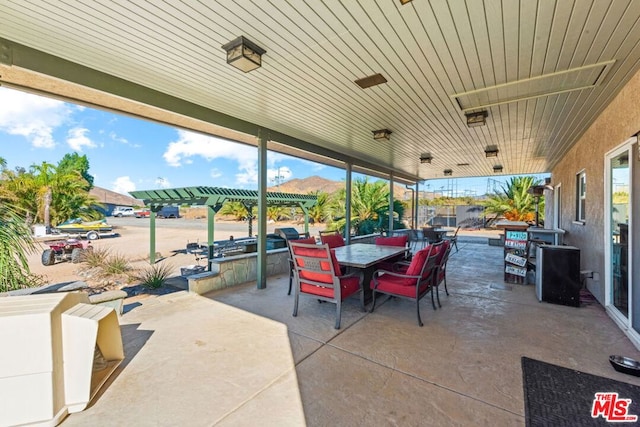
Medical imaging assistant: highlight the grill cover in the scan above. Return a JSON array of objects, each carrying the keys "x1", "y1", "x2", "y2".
[{"x1": 274, "y1": 227, "x2": 301, "y2": 241}]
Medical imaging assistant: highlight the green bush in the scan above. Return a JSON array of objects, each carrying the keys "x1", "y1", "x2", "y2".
[
  {"x1": 137, "y1": 262, "x2": 173, "y2": 289},
  {"x1": 82, "y1": 246, "x2": 110, "y2": 268},
  {"x1": 102, "y1": 253, "x2": 131, "y2": 275}
]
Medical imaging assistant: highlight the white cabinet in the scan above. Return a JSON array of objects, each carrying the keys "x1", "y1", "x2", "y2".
[{"x1": 0, "y1": 293, "x2": 123, "y2": 426}]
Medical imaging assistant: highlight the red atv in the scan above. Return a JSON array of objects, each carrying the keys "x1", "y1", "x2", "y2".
[{"x1": 41, "y1": 239, "x2": 93, "y2": 266}]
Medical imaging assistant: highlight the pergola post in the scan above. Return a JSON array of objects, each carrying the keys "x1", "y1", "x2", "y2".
[
  {"x1": 149, "y1": 210, "x2": 156, "y2": 264},
  {"x1": 207, "y1": 206, "x2": 215, "y2": 270}
]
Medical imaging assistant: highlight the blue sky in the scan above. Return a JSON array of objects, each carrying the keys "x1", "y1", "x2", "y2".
[{"x1": 0, "y1": 87, "x2": 545, "y2": 196}]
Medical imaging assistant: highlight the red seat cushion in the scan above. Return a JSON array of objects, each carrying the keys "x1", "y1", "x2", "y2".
[
  {"x1": 320, "y1": 234, "x2": 345, "y2": 248},
  {"x1": 371, "y1": 247, "x2": 430, "y2": 288},
  {"x1": 372, "y1": 274, "x2": 431, "y2": 297},
  {"x1": 300, "y1": 275, "x2": 360, "y2": 300},
  {"x1": 375, "y1": 235, "x2": 408, "y2": 247}
]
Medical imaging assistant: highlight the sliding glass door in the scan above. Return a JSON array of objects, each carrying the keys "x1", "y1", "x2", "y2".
[{"x1": 606, "y1": 139, "x2": 634, "y2": 331}]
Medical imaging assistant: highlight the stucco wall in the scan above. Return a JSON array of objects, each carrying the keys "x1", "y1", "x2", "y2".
[{"x1": 551, "y1": 68, "x2": 640, "y2": 303}]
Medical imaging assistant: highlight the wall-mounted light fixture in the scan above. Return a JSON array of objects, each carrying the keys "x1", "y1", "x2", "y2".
[
  {"x1": 493, "y1": 165, "x2": 503, "y2": 173},
  {"x1": 420, "y1": 153, "x2": 433, "y2": 164},
  {"x1": 372, "y1": 129, "x2": 392, "y2": 140},
  {"x1": 485, "y1": 145, "x2": 499, "y2": 157},
  {"x1": 465, "y1": 110, "x2": 488, "y2": 127},
  {"x1": 221, "y1": 36, "x2": 266, "y2": 73},
  {"x1": 444, "y1": 169, "x2": 453, "y2": 176}
]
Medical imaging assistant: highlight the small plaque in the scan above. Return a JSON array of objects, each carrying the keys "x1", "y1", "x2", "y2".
[
  {"x1": 505, "y1": 231, "x2": 528, "y2": 241},
  {"x1": 505, "y1": 265, "x2": 527, "y2": 277},
  {"x1": 505, "y1": 253, "x2": 527, "y2": 267},
  {"x1": 505, "y1": 240, "x2": 527, "y2": 249}
]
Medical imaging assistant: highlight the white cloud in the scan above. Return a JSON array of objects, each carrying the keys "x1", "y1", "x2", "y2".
[
  {"x1": 0, "y1": 87, "x2": 76, "y2": 148},
  {"x1": 67, "y1": 127, "x2": 96, "y2": 151},
  {"x1": 155, "y1": 177, "x2": 172, "y2": 188},
  {"x1": 112, "y1": 176, "x2": 136, "y2": 194},
  {"x1": 210, "y1": 168, "x2": 223, "y2": 179},
  {"x1": 164, "y1": 130, "x2": 260, "y2": 185}
]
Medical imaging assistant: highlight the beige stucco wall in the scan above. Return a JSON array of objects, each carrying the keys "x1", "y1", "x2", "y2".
[{"x1": 551, "y1": 68, "x2": 640, "y2": 303}]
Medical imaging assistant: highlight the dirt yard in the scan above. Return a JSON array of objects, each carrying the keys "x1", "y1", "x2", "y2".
[{"x1": 25, "y1": 219, "x2": 321, "y2": 295}]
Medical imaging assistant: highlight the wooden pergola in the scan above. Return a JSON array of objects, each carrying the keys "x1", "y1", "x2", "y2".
[{"x1": 129, "y1": 186, "x2": 317, "y2": 265}]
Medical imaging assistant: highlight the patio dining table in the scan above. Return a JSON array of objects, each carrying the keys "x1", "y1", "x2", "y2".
[{"x1": 333, "y1": 243, "x2": 408, "y2": 304}]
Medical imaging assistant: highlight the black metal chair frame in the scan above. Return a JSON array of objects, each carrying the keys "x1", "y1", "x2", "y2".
[{"x1": 370, "y1": 241, "x2": 443, "y2": 326}]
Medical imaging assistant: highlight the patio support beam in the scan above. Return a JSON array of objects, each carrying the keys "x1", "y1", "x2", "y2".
[
  {"x1": 345, "y1": 163, "x2": 352, "y2": 244},
  {"x1": 257, "y1": 132, "x2": 267, "y2": 289},
  {"x1": 389, "y1": 174, "x2": 394, "y2": 233}
]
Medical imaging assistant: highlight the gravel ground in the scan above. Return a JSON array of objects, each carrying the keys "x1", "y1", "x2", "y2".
[{"x1": 26, "y1": 218, "x2": 322, "y2": 294}]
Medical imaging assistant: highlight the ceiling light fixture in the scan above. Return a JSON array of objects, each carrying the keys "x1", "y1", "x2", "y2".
[
  {"x1": 399, "y1": 0, "x2": 413, "y2": 4},
  {"x1": 444, "y1": 169, "x2": 453, "y2": 177},
  {"x1": 372, "y1": 129, "x2": 392, "y2": 140},
  {"x1": 465, "y1": 110, "x2": 488, "y2": 127},
  {"x1": 420, "y1": 153, "x2": 433, "y2": 164},
  {"x1": 493, "y1": 165, "x2": 503, "y2": 173},
  {"x1": 221, "y1": 36, "x2": 266, "y2": 73},
  {"x1": 485, "y1": 145, "x2": 499, "y2": 157}
]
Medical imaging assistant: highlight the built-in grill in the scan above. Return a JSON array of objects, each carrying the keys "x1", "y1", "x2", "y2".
[{"x1": 274, "y1": 227, "x2": 304, "y2": 241}]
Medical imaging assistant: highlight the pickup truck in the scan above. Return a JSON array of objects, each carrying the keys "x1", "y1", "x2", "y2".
[
  {"x1": 134, "y1": 209, "x2": 150, "y2": 218},
  {"x1": 134, "y1": 207, "x2": 179, "y2": 218}
]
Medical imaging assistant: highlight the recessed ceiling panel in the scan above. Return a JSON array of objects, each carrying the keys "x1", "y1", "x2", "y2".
[{"x1": 452, "y1": 61, "x2": 616, "y2": 112}]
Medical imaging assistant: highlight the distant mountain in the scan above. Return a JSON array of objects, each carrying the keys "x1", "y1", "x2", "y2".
[{"x1": 268, "y1": 175, "x2": 343, "y2": 195}]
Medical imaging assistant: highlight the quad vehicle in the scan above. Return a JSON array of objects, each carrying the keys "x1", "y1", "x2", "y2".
[{"x1": 41, "y1": 239, "x2": 93, "y2": 266}]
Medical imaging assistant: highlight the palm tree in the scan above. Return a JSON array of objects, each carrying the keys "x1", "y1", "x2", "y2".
[
  {"x1": 0, "y1": 202, "x2": 41, "y2": 292},
  {"x1": 329, "y1": 178, "x2": 405, "y2": 235},
  {"x1": 483, "y1": 176, "x2": 543, "y2": 223},
  {"x1": 218, "y1": 201, "x2": 249, "y2": 221},
  {"x1": 1, "y1": 161, "x2": 100, "y2": 230},
  {"x1": 307, "y1": 191, "x2": 331, "y2": 224}
]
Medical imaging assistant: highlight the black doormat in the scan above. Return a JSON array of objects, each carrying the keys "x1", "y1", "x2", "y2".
[{"x1": 522, "y1": 357, "x2": 640, "y2": 426}]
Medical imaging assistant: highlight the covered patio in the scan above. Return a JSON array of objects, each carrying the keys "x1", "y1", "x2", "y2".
[{"x1": 60, "y1": 237, "x2": 640, "y2": 426}]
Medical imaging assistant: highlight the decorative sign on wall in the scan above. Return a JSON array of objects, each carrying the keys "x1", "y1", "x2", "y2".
[
  {"x1": 505, "y1": 264, "x2": 527, "y2": 277},
  {"x1": 503, "y1": 229, "x2": 529, "y2": 284},
  {"x1": 505, "y1": 231, "x2": 528, "y2": 249},
  {"x1": 505, "y1": 252, "x2": 527, "y2": 267}
]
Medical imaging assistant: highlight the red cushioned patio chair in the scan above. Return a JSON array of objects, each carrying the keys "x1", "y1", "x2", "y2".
[
  {"x1": 290, "y1": 241, "x2": 364, "y2": 329},
  {"x1": 319, "y1": 232, "x2": 345, "y2": 249},
  {"x1": 369, "y1": 241, "x2": 443, "y2": 326},
  {"x1": 374, "y1": 234, "x2": 410, "y2": 271},
  {"x1": 432, "y1": 239, "x2": 452, "y2": 308},
  {"x1": 286, "y1": 237, "x2": 317, "y2": 295}
]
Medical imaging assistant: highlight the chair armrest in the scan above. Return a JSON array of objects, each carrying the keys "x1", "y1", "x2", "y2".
[{"x1": 372, "y1": 269, "x2": 420, "y2": 280}]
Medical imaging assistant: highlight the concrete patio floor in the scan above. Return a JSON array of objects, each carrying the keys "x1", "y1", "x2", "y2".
[{"x1": 61, "y1": 237, "x2": 640, "y2": 426}]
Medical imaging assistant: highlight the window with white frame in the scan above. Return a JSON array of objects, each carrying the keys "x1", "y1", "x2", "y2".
[{"x1": 576, "y1": 171, "x2": 586, "y2": 222}]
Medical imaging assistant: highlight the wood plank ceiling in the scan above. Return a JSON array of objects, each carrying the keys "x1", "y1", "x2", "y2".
[{"x1": 1, "y1": 0, "x2": 640, "y2": 182}]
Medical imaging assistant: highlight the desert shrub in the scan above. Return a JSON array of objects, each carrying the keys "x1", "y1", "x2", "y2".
[
  {"x1": 137, "y1": 262, "x2": 173, "y2": 289},
  {"x1": 82, "y1": 246, "x2": 110, "y2": 268},
  {"x1": 102, "y1": 253, "x2": 131, "y2": 275}
]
